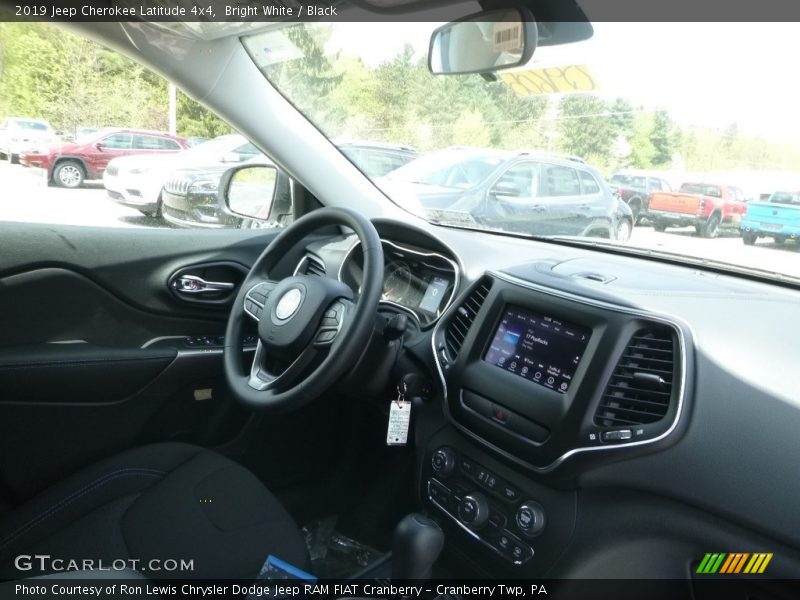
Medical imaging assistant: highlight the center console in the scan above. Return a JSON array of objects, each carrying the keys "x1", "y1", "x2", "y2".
[{"x1": 420, "y1": 271, "x2": 692, "y2": 572}]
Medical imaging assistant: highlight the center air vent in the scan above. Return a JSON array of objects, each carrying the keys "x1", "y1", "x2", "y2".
[
  {"x1": 296, "y1": 254, "x2": 326, "y2": 277},
  {"x1": 594, "y1": 327, "x2": 677, "y2": 428},
  {"x1": 444, "y1": 277, "x2": 492, "y2": 360}
]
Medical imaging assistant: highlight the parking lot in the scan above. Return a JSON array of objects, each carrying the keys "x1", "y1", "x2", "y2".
[{"x1": 2, "y1": 161, "x2": 799, "y2": 280}]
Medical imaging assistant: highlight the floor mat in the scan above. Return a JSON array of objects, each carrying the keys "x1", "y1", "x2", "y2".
[{"x1": 302, "y1": 516, "x2": 384, "y2": 579}]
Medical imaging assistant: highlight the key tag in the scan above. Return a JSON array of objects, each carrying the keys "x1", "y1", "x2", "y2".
[{"x1": 387, "y1": 384, "x2": 411, "y2": 446}]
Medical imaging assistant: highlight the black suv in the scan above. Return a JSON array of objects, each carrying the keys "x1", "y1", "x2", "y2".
[
  {"x1": 608, "y1": 172, "x2": 672, "y2": 224},
  {"x1": 378, "y1": 147, "x2": 633, "y2": 241},
  {"x1": 162, "y1": 142, "x2": 418, "y2": 229}
]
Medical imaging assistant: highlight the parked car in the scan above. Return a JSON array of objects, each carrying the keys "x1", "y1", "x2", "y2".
[
  {"x1": 377, "y1": 147, "x2": 634, "y2": 241},
  {"x1": 104, "y1": 134, "x2": 261, "y2": 218},
  {"x1": 161, "y1": 142, "x2": 418, "y2": 229},
  {"x1": 19, "y1": 128, "x2": 190, "y2": 188},
  {"x1": 0, "y1": 117, "x2": 60, "y2": 163},
  {"x1": 336, "y1": 140, "x2": 419, "y2": 178},
  {"x1": 740, "y1": 191, "x2": 800, "y2": 245},
  {"x1": 648, "y1": 182, "x2": 748, "y2": 238},
  {"x1": 608, "y1": 171, "x2": 672, "y2": 224}
]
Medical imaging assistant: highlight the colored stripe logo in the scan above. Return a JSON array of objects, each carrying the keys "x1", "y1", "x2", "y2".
[{"x1": 696, "y1": 552, "x2": 773, "y2": 574}]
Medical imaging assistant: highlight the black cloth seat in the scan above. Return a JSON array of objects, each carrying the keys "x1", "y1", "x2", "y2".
[{"x1": 0, "y1": 443, "x2": 309, "y2": 580}]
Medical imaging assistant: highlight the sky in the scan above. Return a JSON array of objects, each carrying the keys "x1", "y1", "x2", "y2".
[{"x1": 324, "y1": 22, "x2": 800, "y2": 144}]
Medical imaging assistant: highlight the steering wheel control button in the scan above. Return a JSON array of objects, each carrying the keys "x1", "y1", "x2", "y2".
[
  {"x1": 315, "y1": 330, "x2": 337, "y2": 344},
  {"x1": 515, "y1": 501, "x2": 546, "y2": 537},
  {"x1": 458, "y1": 493, "x2": 489, "y2": 529},
  {"x1": 431, "y1": 447, "x2": 456, "y2": 477},
  {"x1": 602, "y1": 429, "x2": 633, "y2": 442}
]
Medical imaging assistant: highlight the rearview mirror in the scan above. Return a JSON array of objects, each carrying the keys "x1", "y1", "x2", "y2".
[
  {"x1": 429, "y1": 8, "x2": 537, "y2": 75},
  {"x1": 220, "y1": 165, "x2": 278, "y2": 220}
]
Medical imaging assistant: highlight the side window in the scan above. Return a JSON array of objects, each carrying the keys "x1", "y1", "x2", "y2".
[
  {"x1": 158, "y1": 138, "x2": 181, "y2": 150},
  {"x1": 0, "y1": 22, "x2": 291, "y2": 232},
  {"x1": 102, "y1": 134, "x2": 132, "y2": 149},
  {"x1": 358, "y1": 150, "x2": 410, "y2": 178},
  {"x1": 579, "y1": 170, "x2": 600, "y2": 194},
  {"x1": 133, "y1": 135, "x2": 165, "y2": 150},
  {"x1": 494, "y1": 162, "x2": 540, "y2": 199},
  {"x1": 233, "y1": 142, "x2": 260, "y2": 159},
  {"x1": 544, "y1": 165, "x2": 581, "y2": 197},
  {"x1": 648, "y1": 178, "x2": 662, "y2": 192}
]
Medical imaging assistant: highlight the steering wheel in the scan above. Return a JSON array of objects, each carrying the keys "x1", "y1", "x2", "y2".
[{"x1": 224, "y1": 207, "x2": 384, "y2": 412}]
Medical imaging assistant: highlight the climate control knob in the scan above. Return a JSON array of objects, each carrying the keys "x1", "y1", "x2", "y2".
[
  {"x1": 431, "y1": 447, "x2": 456, "y2": 477},
  {"x1": 515, "y1": 500, "x2": 546, "y2": 537},
  {"x1": 458, "y1": 492, "x2": 489, "y2": 529}
]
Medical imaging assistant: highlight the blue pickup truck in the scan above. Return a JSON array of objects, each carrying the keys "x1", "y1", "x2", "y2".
[{"x1": 740, "y1": 191, "x2": 800, "y2": 245}]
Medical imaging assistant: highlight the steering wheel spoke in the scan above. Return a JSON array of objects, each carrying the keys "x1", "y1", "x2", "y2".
[
  {"x1": 243, "y1": 280, "x2": 278, "y2": 322},
  {"x1": 248, "y1": 339, "x2": 319, "y2": 391}
]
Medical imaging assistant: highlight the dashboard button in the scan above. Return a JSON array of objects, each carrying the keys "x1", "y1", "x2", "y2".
[
  {"x1": 431, "y1": 447, "x2": 456, "y2": 477},
  {"x1": 508, "y1": 540, "x2": 533, "y2": 563},
  {"x1": 457, "y1": 493, "x2": 489, "y2": 529},
  {"x1": 487, "y1": 509, "x2": 506, "y2": 532},
  {"x1": 428, "y1": 480, "x2": 454, "y2": 511},
  {"x1": 515, "y1": 501, "x2": 546, "y2": 537},
  {"x1": 490, "y1": 403, "x2": 509, "y2": 424},
  {"x1": 501, "y1": 484, "x2": 520, "y2": 502},
  {"x1": 602, "y1": 429, "x2": 633, "y2": 442},
  {"x1": 459, "y1": 457, "x2": 475, "y2": 476}
]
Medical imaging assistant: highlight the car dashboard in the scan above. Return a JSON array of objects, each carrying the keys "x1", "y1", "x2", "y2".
[{"x1": 294, "y1": 218, "x2": 800, "y2": 579}]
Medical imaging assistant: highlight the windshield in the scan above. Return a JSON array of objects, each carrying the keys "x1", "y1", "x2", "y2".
[
  {"x1": 386, "y1": 150, "x2": 504, "y2": 189},
  {"x1": 241, "y1": 22, "x2": 800, "y2": 282},
  {"x1": 13, "y1": 120, "x2": 49, "y2": 131},
  {"x1": 680, "y1": 183, "x2": 722, "y2": 197},
  {"x1": 610, "y1": 174, "x2": 646, "y2": 190},
  {"x1": 769, "y1": 192, "x2": 800, "y2": 206}
]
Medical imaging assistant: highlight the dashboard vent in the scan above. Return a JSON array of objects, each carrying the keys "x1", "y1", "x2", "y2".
[
  {"x1": 594, "y1": 327, "x2": 677, "y2": 428},
  {"x1": 298, "y1": 254, "x2": 326, "y2": 277},
  {"x1": 445, "y1": 277, "x2": 492, "y2": 360}
]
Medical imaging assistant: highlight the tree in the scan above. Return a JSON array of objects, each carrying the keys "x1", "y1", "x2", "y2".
[
  {"x1": 628, "y1": 113, "x2": 656, "y2": 168},
  {"x1": 609, "y1": 97, "x2": 635, "y2": 139},
  {"x1": 650, "y1": 110, "x2": 676, "y2": 166},
  {"x1": 556, "y1": 95, "x2": 614, "y2": 161}
]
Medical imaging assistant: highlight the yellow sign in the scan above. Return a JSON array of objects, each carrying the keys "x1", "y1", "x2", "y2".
[{"x1": 501, "y1": 65, "x2": 597, "y2": 96}]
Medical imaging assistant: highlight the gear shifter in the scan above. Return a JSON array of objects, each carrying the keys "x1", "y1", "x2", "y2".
[{"x1": 391, "y1": 513, "x2": 444, "y2": 580}]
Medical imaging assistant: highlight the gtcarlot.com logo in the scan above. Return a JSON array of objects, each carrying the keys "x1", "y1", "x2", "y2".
[
  {"x1": 14, "y1": 554, "x2": 194, "y2": 573},
  {"x1": 696, "y1": 552, "x2": 773, "y2": 574}
]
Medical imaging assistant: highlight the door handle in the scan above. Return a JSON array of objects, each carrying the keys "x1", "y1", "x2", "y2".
[
  {"x1": 173, "y1": 274, "x2": 235, "y2": 294},
  {"x1": 579, "y1": 204, "x2": 592, "y2": 211}
]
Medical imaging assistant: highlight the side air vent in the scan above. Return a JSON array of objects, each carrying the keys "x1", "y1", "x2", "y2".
[
  {"x1": 594, "y1": 327, "x2": 677, "y2": 428},
  {"x1": 297, "y1": 254, "x2": 326, "y2": 277},
  {"x1": 444, "y1": 277, "x2": 492, "y2": 360}
]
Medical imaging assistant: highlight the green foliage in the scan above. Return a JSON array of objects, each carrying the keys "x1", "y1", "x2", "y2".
[
  {"x1": 557, "y1": 95, "x2": 614, "y2": 162},
  {"x1": 4, "y1": 20, "x2": 800, "y2": 178},
  {"x1": 0, "y1": 22, "x2": 232, "y2": 139},
  {"x1": 650, "y1": 110, "x2": 676, "y2": 166}
]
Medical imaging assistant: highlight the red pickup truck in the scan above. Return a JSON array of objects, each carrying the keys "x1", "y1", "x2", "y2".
[{"x1": 648, "y1": 182, "x2": 748, "y2": 238}]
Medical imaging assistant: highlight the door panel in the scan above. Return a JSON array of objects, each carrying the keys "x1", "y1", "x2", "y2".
[{"x1": 0, "y1": 222, "x2": 311, "y2": 505}]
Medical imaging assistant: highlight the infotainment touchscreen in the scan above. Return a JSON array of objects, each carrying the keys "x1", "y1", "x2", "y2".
[{"x1": 484, "y1": 305, "x2": 591, "y2": 394}]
